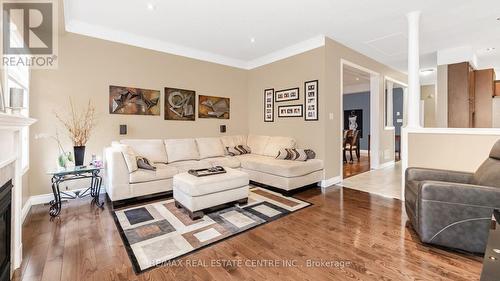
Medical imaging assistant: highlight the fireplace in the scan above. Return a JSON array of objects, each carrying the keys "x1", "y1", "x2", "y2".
[{"x1": 0, "y1": 180, "x2": 11, "y2": 281}]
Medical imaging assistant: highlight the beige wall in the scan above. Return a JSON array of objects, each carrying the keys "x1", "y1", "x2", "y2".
[
  {"x1": 247, "y1": 47, "x2": 326, "y2": 164},
  {"x1": 408, "y1": 132, "x2": 500, "y2": 172},
  {"x1": 421, "y1": 85, "x2": 436, "y2": 127},
  {"x1": 29, "y1": 32, "x2": 248, "y2": 196}
]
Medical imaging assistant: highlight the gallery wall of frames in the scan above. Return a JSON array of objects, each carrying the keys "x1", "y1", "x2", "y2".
[{"x1": 264, "y1": 80, "x2": 318, "y2": 122}]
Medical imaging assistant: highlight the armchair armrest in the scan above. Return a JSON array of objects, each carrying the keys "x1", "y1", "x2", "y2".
[
  {"x1": 406, "y1": 167, "x2": 474, "y2": 184},
  {"x1": 420, "y1": 181, "x2": 500, "y2": 208}
]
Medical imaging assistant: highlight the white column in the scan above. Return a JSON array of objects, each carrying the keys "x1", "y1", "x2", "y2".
[
  {"x1": 406, "y1": 11, "x2": 421, "y2": 128},
  {"x1": 401, "y1": 10, "x2": 422, "y2": 200},
  {"x1": 386, "y1": 81, "x2": 394, "y2": 127}
]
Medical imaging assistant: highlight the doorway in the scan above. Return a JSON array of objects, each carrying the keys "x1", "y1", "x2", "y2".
[
  {"x1": 340, "y1": 61, "x2": 380, "y2": 179},
  {"x1": 342, "y1": 65, "x2": 371, "y2": 178},
  {"x1": 384, "y1": 77, "x2": 408, "y2": 162}
]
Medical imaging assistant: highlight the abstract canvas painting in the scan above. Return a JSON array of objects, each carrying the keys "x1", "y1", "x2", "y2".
[
  {"x1": 198, "y1": 95, "x2": 230, "y2": 119},
  {"x1": 109, "y1": 85, "x2": 160, "y2": 115},
  {"x1": 164, "y1": 87, "x2": 195, "y2": 121}
]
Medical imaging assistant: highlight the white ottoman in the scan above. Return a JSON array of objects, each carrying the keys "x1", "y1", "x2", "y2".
[{"x1": 173, "y1": 167, "x2": 249, "y2": 220}]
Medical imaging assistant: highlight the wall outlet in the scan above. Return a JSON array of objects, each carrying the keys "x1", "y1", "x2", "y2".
[{"x1": 329, "y1": 113, "x2": 334, "y2": 120}]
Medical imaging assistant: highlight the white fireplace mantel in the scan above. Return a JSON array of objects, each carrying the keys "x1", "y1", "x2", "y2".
[
  {"x1": 0, "y1": 112, "x2": 36, "y2": 276},
  {"x1": 0, "y1": 112, "x2": 37, "y2": 129}
]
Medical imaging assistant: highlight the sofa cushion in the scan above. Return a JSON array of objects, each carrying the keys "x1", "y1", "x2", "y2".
[
  {"x1": 120, "y1": 139, "x2": 168, "y2": 163},
  {"x1": 199, "y1": 156, "x2": 241, "y2": 169},
  {"x1": 112, "y1": 143, "x2": 138, "y2": 173},
  {"x1": 196, "y1": 137, "x2": 225, "y2": 159},
  {"x1": 166, "y1": 160, "x2": 206, "y2": 173},
  {"x1": 246, "y1": 135, "x2": 270, "y2": 156},
  {"x1": 173, "y1": 168, "x2": 249, "y2": 197},
  {"x1": 263, "y1": 136, "x2": 296, "y2": 157},
  {"x1": 220, "y1": 135, "x2": 247, "y2": 148},
  {"x1": 165, "y1": 138, "x2": 199, "y2": 163},
  {"x1": 472, "y1": 158, "x2": 500, "y2": 188},
  {"x1": 129, "y1": 164, "x2": 178, "y2": 184},
  {"x1": 238, "y1": 154, "x2": 323, "y2": 178}
]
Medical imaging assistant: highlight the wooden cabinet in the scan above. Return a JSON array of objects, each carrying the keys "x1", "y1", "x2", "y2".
[
  {"x1": 448, "y1": 62, "x2": 475, "y2": 128},
  {"x1": 495, "y1": 81, "x2": 500, "y2": 96},
  {"x1": 448, "y1": 63, "x2": 496, "y2": 128},
  {"x1": 474, "y1": 69, "x2": 494, "y2": 128}
]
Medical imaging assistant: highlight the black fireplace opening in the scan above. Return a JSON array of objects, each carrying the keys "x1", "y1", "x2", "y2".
[{"x1": 0, "y1": 180, "x2": 12, "y2": 281}]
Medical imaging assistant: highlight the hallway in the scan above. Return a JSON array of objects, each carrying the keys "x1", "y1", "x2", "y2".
[{"x1": 341, "y1": 161, "x2": 402, "y2": 199}]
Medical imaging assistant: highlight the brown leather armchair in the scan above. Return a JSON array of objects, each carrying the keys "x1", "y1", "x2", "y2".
[{"x1": 405, "y1": 139, "x2": 500, "y2": 253}]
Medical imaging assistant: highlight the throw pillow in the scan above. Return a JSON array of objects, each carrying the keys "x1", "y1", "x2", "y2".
[
  {"x1": 304, "y1": 149, "x2": 316, "y2": 160},
  {"x1": 137, "y1": 157, "x2": 156, "y2": 171},
  {"x1": 226, "y1": 145, "x2": 252, "y2": 156},
  {"x1": 276, "y1": 148, "x2": 311, "y2": 161},
  {"x1": 118, "y1": 144, "x2": 138, "y2": 173}
]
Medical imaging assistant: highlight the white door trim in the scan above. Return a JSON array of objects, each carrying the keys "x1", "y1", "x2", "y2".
[{"x1": 340, "y1": 59, "x2": 381, "y2": 181}]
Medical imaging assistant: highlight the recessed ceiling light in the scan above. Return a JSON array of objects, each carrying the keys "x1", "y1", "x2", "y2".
[
  {"x1": 420, "y1": 69, "x2": 435, "y2": 75},
  {"x1": 147, "y1": 3, "x2": 156, "y2": 10},
  {"x1": 250, "y1": 37, "x2": 256, "y2": 43}
]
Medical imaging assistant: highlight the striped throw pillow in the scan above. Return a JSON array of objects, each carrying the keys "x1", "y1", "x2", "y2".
[
  {"x1": 226, "y1": 145, "x2": 252, "y2": 156},
  {"x1": 276, "y1": 148, "x2": 309, "y2": 161}
]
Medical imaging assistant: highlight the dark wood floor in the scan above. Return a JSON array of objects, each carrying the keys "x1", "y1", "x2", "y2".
[
  {"x1": 14, "y1": 187, "x2": 482, "y2": 281},
  {"x1": 343, "y1": 155, "x2": 370, "y2": 179}
]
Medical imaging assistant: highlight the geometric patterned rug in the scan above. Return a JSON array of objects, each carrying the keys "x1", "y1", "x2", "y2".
[{"x1": 112, "y1": 186, "x2": 311, "y2": 273}]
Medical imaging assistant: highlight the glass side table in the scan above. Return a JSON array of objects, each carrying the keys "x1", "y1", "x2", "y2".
[
  {"x1": 46, "y1": 165, "x2": 104, "y2": 217},
  {"x1": 480, "y1": 209, "x2": 500, "y2": 281}
]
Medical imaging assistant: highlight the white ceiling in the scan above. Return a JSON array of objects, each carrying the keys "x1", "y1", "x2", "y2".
[
  {"x1": 64, "y1": 0, "x2": 500, "y2": 71},
  {"x1": 343, "y1": 65, "x2": 370, "y2": 94}
]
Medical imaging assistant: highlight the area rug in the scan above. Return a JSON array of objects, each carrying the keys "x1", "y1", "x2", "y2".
[{"x1": 112, "y1": 186, "x2": 311, "y2": 273}]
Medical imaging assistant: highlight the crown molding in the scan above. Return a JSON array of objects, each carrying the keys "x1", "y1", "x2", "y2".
[
  {"x1": 65, "y1": 20, "x2": 249, "y2": 69},
  {"x1": 64, "y1": 18, "x2": 325, "y2": 70},
  {"x1": 246, "y1": 35, "x2": 325, "y2": 69}
]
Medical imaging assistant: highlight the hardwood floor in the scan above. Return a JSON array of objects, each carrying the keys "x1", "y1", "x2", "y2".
[
  {"x1": 14, "y1": 187, "x2": 483, "y2": 281},
  {"x1": 343, "y1": 155, "x2": 370, "y2": 179}
]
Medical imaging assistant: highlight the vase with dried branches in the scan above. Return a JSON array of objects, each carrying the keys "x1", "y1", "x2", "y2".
[{"x1": 55, "y1": 99, "x2": 97, "y2": 166}]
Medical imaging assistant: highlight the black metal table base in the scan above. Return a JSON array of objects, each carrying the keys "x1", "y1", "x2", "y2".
[{"x1": 50, "y1": 169, "x2": 103, "y2": 217}]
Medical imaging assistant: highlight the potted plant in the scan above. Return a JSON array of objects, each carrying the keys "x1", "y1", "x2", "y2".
[{"x1": 55, "y1": 99, "x2": 96, "y2": 166}]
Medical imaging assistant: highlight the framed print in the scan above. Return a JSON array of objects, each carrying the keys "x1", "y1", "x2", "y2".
[
  {"x1": 198, "y1": 95, "x2": 230, "y2": 119},
  {"x1": 278, "y1": 105, "x2": 303, "y2": 118},
  {"x1": 264, "y1": 88, "x2": 274, "y2": 122},
  {"x1": 275, "y1": 87, "x2": 299, "y2": 102},
  {"x1": 109, "y1": 85, "x2": 160, "y2": 115},
  {"x1": 164, "y1": 87, "x2": 196, "y2": 121},
  {"x1": 304, "y1": 80, "x2": 319, "y2": 121}
]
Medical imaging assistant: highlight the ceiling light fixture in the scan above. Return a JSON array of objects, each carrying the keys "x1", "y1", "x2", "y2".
[
  {"x1": 147, "y1": 3, "x2": 156, "y2": 10},
  {"x1": 485, "y1": 47, "x2": 496, "y2": 52},
  {"x1": 420, "y1": 69, "x2": 435, "y2": 75},
  {"x1": 250, "y1": 37, "x2": 256, "y2": 43}
]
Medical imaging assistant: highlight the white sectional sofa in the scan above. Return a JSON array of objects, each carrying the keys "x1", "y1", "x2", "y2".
[{"x1": 103, "y1": 135, "x2": 324, "y2": 203}]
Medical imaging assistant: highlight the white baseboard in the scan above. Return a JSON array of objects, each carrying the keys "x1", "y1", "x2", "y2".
[
  {"x1": 21, "y1": 186, "x2": 107, "y2": 223},
  {"x1": 319, "y1": 176, "x2": 342, "y2": 188},
  {"x1": 21, "y1": 198, "x2": 32, "y2": 224},
  {"x1": 359, "y1": 150, "x2": 369, "y2": 155}
]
